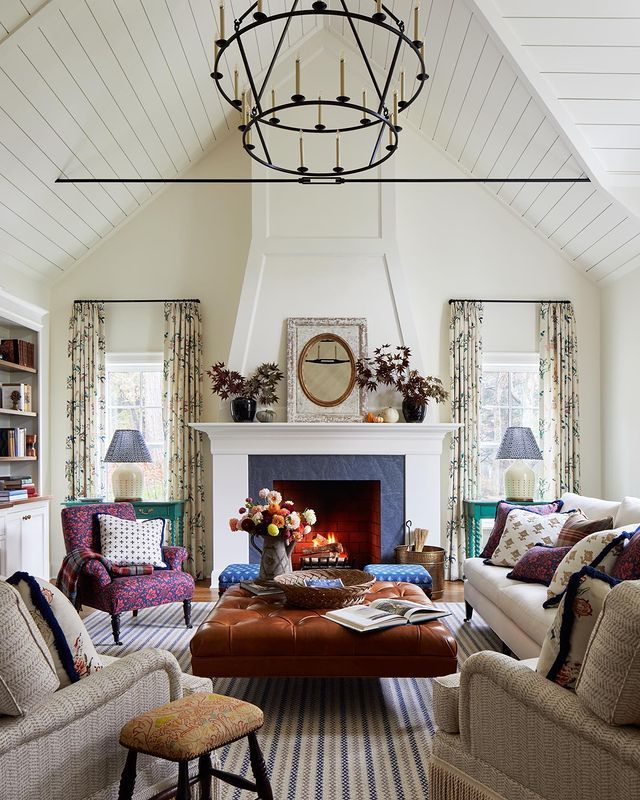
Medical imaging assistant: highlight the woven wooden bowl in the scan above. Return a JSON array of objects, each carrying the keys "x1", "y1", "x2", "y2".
[{"x1": 274, "y1": 569, "x2": 376, "y2": 609}]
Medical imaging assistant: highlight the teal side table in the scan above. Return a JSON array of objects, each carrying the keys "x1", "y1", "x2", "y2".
[
  {"x1": 62, "y1": 500, "x2": 185, "y2": 547},
  {"x1": 463, "y1": 499, "x2": 553, "y2": 559}
]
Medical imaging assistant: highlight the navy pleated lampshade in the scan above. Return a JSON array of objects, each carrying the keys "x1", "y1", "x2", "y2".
[
  {"x1": 495, "y1": 426, "x2": 542, "y2": 461},
  {"x1": 104, "y1": 429, "x2": 152, "y2": 463}
]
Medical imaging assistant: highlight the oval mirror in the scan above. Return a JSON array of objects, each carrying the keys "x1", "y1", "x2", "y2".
[{"x1": 298, "y1": 333, "x2": 356, "y2": 408}]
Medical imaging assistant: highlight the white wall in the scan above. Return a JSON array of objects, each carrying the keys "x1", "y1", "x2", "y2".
[
  {"x1": 601, "y1": 269, "x2": 640, "y2": 499},
  {"x1": 46, "y1": 114, "x2": 602, "y2": 574}
]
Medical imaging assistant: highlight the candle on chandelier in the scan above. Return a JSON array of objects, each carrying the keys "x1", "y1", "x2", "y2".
[
  {"x1": 400, "y1": 70, "x2": 405, "y2": 102},
  {"x1": 234, "y1": 69, "x2": 239, "y2": 102},
  {"x1": 413, "y1": 5, "x2": 420, "y2": 41},
  {"x1": 376, "y1": 0, "x2": 382, "y2": 14},
  {"x1": 257, "y1": 0, "x2": 263, "y2": 13},
  {"x1": 393, "y1": 90, "x2": 398, "y2": 127},
  {"x1": 295, "y1": 55, "x2": 301, "y2": 95},
  {"x1": 299, "y1": 131, "x2": 305, "y2": 168},
  {"x1": 242, "y1": 91, "x2": 247, "y2": 126},
  {"x1": 272, "y1": 88, "x2": 276, "y2": 107},
  {"x1": 362, "y1": 90, "x2": 368, "y2": 120},
  {"x1": 219, "y1": 3, "x2": 225, "y2": 39},
  {"x1": 339, "y1": 55, "x2": 345, "y2": 96},
  {"x1": 336, "y1": 131, "x2": 341, "y2": 169},
  {"x1": 318, "y1": 96, "x2": 322, "y2": 125}
]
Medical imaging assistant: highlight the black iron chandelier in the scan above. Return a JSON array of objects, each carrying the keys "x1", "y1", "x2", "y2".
[{"x1": 211, "y1": 0, "x2": 428, "y2": 179}]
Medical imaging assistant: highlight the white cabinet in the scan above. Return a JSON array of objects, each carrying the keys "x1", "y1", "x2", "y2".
[{"x1": 2, "y1": 500, "x2": 49, "y2": 578}]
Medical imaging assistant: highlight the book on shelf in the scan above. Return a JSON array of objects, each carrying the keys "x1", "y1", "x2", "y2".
[
  {"x1": 0, "y1": 489, "x2": 29, "y2": 500},
  {"x1": 239, "y1": 580, "x2": 285, "y2": 596},
  {"x1": 324, "y1": 599, "x2": 451, "y2": 633}
]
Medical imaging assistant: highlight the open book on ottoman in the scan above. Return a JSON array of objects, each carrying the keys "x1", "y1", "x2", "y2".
[{"x1": 325, "y1": 599, "x2": 451, "y2": 633}]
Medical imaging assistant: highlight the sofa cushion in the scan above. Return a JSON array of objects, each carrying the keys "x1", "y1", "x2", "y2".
[
  {"x1": 98, "y1": 514, "x2": 167, "y2": 568},
  {"x1": 611, "y1": 531, "x2": 640, "y2": 580},
  {"x1": 479, "y1": 499, "x2": 564, "y2": 559},
  {"x1": 8, "y1": 573, "x2": 104, "y2": 688},
  {"x1": 559, "y1": 492, "x2": 620, "y2": 522},
  {"x1": 497, "y1": 582, "x2": 557, "y2": 646},
  {"x1": 545, "y1": 528, "x2": 634, "y2": 607},
  {"x1": 614, "y1": 496, "x2": 640, "y2": 529},
  {"x1": 464, "y1": 558, "x2": 516, "y2": 605},
  {"x1": 487, "y1": 509, "x2": 578, "y2": 568},
  {"x1": 506, "y1": 545, "x2": 572, "y2": 586},
  {"x1": 0, "y1": 580, "x2": 59, "y2": 716},
  {"x1": 537, "y1": 566, "x2": 619, "y2": 691},
  {"x1": 576, "y1": 580, "x2": 640, "y2": 725},
  {"x1": 557, "y1": 515, "x2": 615, "y2": 548}
]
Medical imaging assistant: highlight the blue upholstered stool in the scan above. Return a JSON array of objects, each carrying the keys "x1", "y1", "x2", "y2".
[
  {"x1": 363, "y1": 563, "x2": 433, "y2": 596},
  {"x1": 218, "y1": 563, "x2": 260, "y2": 593}
]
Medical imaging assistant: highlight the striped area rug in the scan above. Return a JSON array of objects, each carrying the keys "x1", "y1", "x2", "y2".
[{"x1": 84, "y1": 602, "x2": 501, "y2": 800}]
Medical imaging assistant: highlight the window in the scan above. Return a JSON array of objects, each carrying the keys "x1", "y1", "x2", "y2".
[
  {"x1": 479, "y1": 353, "x2": 540, "y2": 499},
  {"x1": 105, "y1": 354, "x2": 165, "y2": 500}
]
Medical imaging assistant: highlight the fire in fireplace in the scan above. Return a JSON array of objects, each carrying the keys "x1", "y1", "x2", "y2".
[{"x1": 273, "y1": 479, "x2": 381, "y2": 570}]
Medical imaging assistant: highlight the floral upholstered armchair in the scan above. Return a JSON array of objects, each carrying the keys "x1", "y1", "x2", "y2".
[{"x1": 60, "y1": 503, "x2": 194, "y2": 644}]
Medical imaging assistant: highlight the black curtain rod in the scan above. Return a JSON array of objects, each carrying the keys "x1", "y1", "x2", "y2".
[
  {"x1": 57, "y1": 177, "x2": 590, "y2": 185},
  {"x1": 448, "y1": 299, "x2": 571, "y2": 305},
  {"x1": 74, "y1": 299, "x2": 200, "y2": 304}
]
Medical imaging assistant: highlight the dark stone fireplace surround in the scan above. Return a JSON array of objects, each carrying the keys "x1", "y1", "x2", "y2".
[{"x1": 248, "y1": 454, "x2": 405, "y2": 564}]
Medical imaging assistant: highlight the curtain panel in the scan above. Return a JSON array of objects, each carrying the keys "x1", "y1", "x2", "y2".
[
  {"x1": 66, "y1": 301, "x2": 106, "y2": 500},
  {"x1": 163, "y1": 301, "x2": 206, "y2": 580},
  {"x1": 446, "y1": 301, "x2": 484, "y2": 580},
  {"x1": 539, "y1": 302, "x2": 581, "y2": 497}
]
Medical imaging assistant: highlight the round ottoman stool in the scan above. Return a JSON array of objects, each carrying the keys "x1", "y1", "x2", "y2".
[{"x1": 118, "y1": 692, "x2": 272, "y2": 800}]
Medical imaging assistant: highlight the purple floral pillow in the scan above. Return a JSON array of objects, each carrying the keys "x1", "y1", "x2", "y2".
[
  {"x1": 611, "y1": 530, "x2": 640, "y2": 580},
  {"x1": 479, "y1": 500, "x2": 564, "y2": 559},
  {"x1": 507, "y1": 545, "x2": 572, "y2": 586}
]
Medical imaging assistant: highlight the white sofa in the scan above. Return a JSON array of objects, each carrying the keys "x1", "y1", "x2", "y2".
[{"x1": 463, "y1": 492, "x2": 640, "y2": 659}]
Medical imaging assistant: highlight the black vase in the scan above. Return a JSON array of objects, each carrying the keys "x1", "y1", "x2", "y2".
[
  {"x1": 230, "y1": 397, "x2": 257, "y2": 423},
  {"x1": 402, "y1": 399, "x2": 426, "y2": 423}
]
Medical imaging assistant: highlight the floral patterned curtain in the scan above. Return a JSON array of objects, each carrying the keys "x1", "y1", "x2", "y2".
[
  {"x1": 446, "y1": 301, "x2": 484, "y2": 580},
  {"x1": 66, "y1": 301, "x2": 106, "y2": 500},
  {"x1": 539, "y1": 302, "x2": 580, "y2": 497},
  {"x1": 163, "y1": 301, "x2": 206, "y2": 579}
]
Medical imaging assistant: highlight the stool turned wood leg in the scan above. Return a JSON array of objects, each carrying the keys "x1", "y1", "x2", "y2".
[
  {"x1": 118, "y1": 750, "x2": 137, "y2": 800},
  {"x1": 183, "y1": 599, "x2": 193, "y2": 628},
  {"x1": 132, "y1": 609, "x2": 138, "y2": 618},
  {"x1": 111, "y1": 613, "x2": 122, "y2": 645},
  {"x1": 464, "y1": 601, "x2": 473, "y2": 622},
  {"x1": 198, "y1": 753, "x2": 212, "y2": 800},
  {"x1": 248, "y1": 732, "x2": 273, "y2": 800},
  {"x1": 176, "y1": 760, "x2": 191, "y2": 800}
]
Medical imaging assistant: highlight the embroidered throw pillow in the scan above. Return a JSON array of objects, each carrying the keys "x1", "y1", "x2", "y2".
[
  {"x1": 487, "y1": 509, "x2": 579, "y2": 568},
  {"x1": 479, "y1": 499, "x2": 564, "y2": 559},
  {"x1": 506, "y1": 545, "x2": 572, "y2": 586},
  {"x1": 556, "y1": 515, "x2": 614, "y2": 548},
  {"x1": 7, "y1": 573, "x2": 103, "y2": 688},
  {"x1": 537, "y1": 566, "x2": 619, "y2": 691},
  {"x1": 98, "y1": 514, "x2": 166, "y2": 567},
  {"x1": 545, "y1": 528, "x2": 634, "y2": 607},
  {"x1": 610, "y1": 530, "x2": 640, "y2": 580},
  {"x1": 0, "y1": 579, "x2": 59, "y2": 715}
]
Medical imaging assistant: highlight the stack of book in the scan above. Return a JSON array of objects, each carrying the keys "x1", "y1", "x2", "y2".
[
  {"x1": 0, "y1": 427, "x2": 28, "y2": 457},
  {"x1": 0, "y1": 475, "x2": 35, "y2": 501}
]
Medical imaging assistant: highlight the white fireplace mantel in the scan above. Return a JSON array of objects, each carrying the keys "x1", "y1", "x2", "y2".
[{"x1": 191, "y1": 422, "x2": 459, "y2": 582}]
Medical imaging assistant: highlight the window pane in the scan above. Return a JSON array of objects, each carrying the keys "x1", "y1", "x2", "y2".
[
  {"x1": 481, "y1": 372, "x2": 498, "y2": 405},
  {"x1": 143, "y1": 408, "x2": 164, "y2": 444},
  {"x1": 496, "y1": 372, "x2": 509, "y2": 405},
  {"x1": 108, "y1": 372, "x2": 141, "y2": 406},
  {"x1": 143, "y1": 370, "x2": 163, "y2": 407},
  {"x1": 510, "y1": 407, "x2": 524, "y2": 427},
  {"x1": 112, "y1": 407, "x2": 142, "y2": 430}
]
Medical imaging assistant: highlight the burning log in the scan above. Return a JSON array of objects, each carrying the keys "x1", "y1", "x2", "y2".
[{"x1": 300, "y1": 542, "x2": 344, "y2": 555}]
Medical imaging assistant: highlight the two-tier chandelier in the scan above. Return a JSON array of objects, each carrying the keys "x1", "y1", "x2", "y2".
[{"x1": 211, "y1": 0, "x2": 428, "y2": 181}]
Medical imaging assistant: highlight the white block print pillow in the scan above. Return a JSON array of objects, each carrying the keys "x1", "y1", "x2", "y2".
[
  {"x1": 98, "y1": 514, "x2": 166, "y2": 568},
  {"x1": 488, "y1": 509, "x2": 583, "y2": 568},
  {"x1": 545, "y1": 527, "x2": 634, "y2": 607}
]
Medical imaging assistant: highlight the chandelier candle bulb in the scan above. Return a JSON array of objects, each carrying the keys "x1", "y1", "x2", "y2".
[
  {"x1": 296, "y1": 56, "x2": 301, "y2": 94},
  {"x1": 336, "y1": 132, "x2": 340, "y2": 167},
  {"x1": 376, "y1": 0, "x2": 382, "y2": 13},
  {"x1": 318, "y1": 96, "x2": 322, "y2": 124},
  {"x1": 400, "y1": 70, "x2": 405, "y2": 101},
  {"x1": 299, "y1": 131, "x2": 304, "y2": 167},
  {"x1": 393, "y1": 91, "x2": 398, "y2": 127},
  {"x1": 340, "y1": 55, "x2": 345, "y2": 96},
  {"x1": 413, "y1": 5, "x2": 419, "y2": 41},
  {"x1": 219, "y1": 3, "x2": 225, "y2": 39},
  {"x1": 257, "y1": 0, "x2": 262, "y2": 13},
  {"x1": 234, "y1": 68, "x2": 239, "y2": 102}
]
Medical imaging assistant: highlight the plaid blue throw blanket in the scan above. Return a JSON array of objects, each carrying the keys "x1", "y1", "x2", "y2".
[{"x1": 57, "y1": 548, "x2": 153, "y2": 607}]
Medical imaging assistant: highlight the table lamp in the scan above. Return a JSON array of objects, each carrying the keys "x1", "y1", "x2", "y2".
[
  {"x1": 104, "y1": 429, "x2": 152, "y2": 502},
  {"x1": 495, "y1": 426, "x2": 542, "y2": 502}
]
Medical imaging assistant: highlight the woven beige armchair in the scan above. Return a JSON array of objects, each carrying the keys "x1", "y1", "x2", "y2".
[{"x1": 429, "y1": 580, "x2": 640, "y2": 800}]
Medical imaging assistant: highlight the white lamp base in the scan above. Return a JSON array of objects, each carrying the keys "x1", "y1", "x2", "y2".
[
  {"x1": 504, "y1": 461, "x2": 536, "y2": 502},
  {"x1": 112, "y1": 463, "x2": 144, "y2": 502}
]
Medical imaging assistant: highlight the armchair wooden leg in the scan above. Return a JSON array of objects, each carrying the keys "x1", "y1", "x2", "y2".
[
  {"x1": 198, "y1": 753, "x2": 212, "y2": 800},
  {"x1": 111, "y1": 613, "x2": 123, "y2": 645},
  {"x1": 248, "y1": 732, "x2": 273, "y2": 800},
  {"x1": 176, "y1": 761, "x2": 191, "y2": 800},
  {"x1": 464, "y1": 601, "x2": 474, "y2": 622},
  {"x1": 183, "y1": 599, "x2": 193, "y2": 629},
  {"x1": 118, "y1": 750, "x2": 137, "y2": 800}
]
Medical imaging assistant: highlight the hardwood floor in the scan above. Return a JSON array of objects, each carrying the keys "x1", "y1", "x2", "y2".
[{"x1": 194, "y1": 579, "x2": 465, "y2": 603}]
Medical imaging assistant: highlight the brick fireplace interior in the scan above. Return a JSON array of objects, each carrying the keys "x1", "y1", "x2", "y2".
[{"x1": 273, "y1": 479, "x2": 381, "y2": 570}]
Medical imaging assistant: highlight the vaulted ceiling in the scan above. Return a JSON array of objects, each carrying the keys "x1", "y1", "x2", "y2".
[{"x1": 1, "y1": 0, "x2": 640, "y2": 284}]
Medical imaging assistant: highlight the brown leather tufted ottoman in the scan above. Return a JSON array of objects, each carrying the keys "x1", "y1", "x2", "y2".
[{"x1": 190, "y1": 581, "x2": 457, "y2": 678}]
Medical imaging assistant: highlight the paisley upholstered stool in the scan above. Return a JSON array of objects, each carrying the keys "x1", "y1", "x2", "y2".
[{"x1": 118, "y1": 692, "x2": 273, "y2": 800}]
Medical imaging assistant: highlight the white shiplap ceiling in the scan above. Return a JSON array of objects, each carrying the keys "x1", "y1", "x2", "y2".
[{"x1": 1, "y1": 0, "x2": 639, "y2": 283}]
